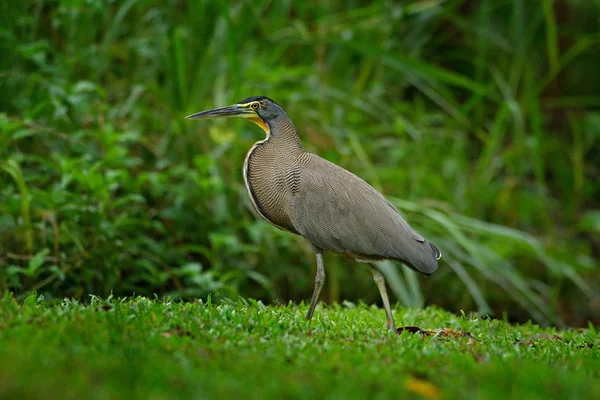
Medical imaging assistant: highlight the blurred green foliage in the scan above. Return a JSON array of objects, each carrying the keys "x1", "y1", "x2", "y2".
[{"x1": 0, "y1": 0, "x2": 598, "y2": 326}]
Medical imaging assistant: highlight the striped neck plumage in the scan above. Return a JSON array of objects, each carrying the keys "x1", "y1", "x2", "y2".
[{"x1": 263, "y1": 115, "x2": 303, "y2": 150}]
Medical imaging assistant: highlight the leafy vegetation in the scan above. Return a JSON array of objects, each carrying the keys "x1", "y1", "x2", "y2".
[
  {"x1": 0, "y1": 1, "x2": 599, "y2": 326},
  {"x1": 0, "y1": 295, "x2": 599, "y2": 399}
]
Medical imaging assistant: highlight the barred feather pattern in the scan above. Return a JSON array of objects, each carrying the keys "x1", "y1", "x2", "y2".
[
  {"x1": 244, "y1": 116, "x2": 303, "y2": 234},
  {"x1": 244, "y1": 116, "x2": 440, "y2": 275}
]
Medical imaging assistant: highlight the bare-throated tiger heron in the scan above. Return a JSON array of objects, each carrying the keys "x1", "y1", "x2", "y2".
[{"x1": 186, "y1": 96, "x2": 441, "y2": 331}]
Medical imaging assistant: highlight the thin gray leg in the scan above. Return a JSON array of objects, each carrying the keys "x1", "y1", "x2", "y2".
[
  {"x1": 305, "y1": 250, "x2": 325, "y2": 322},
  {"x1": 369, "y1": 265, "x2": 397, "y2": 332}
]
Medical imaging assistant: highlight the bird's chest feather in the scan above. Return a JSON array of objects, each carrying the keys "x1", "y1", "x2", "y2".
[{"x1": 243, "y1": 143, "x2": 300, "y2": 234}]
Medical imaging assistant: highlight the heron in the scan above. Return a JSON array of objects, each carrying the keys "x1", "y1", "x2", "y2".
[{"x1": 186, "y1": 96, "x2": 440, "y2": 331}]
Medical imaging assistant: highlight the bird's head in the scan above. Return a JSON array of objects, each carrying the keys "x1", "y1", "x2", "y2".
[{"x1": 185, "y1": 96, "x2": 284, "y2": 133}]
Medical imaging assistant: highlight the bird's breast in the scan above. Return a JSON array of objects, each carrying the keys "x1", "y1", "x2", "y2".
[{"x1": 242, "y1": 142, "x2": 300, "y2": 234}]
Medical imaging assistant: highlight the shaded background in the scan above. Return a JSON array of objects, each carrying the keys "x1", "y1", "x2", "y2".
[{"x1": 1, "y1": 0, "x2": 598, "y2": 327}]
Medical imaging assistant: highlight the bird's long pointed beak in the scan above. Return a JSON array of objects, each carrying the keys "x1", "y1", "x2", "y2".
[{"x1": 185, "y1": 104, "x2": 254, "y2": 120}]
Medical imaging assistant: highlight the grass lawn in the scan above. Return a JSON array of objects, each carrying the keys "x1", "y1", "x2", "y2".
[{"x1": 0, "y1": 294, "x2": 598, "y2": 400}]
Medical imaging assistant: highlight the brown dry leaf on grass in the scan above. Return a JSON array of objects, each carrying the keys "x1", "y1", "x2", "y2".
[
  {"x1": 396, "y1": 326, "x2": 423, "y2": 334},
  {"x1": 397, "y1": 326, "x2": 477, "y2": 342},
  {"x1": 530, "y1": 334, "x2": 563, "y2": 341},
  {"x1": 397, "y1": 326, "x2": 587, "y2": 352},
  {"x1": 515, "y1": 333, "x2": 563, "y2": 347}
]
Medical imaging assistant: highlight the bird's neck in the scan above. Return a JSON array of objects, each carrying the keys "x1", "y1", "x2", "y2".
[{"x1": 263, "y1": 116, "x2": 303, "y2": 154}]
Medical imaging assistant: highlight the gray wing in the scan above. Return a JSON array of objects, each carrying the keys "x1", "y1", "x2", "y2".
[{"x1": 288, "y1": 154, "x2": 439, "y2": 275}]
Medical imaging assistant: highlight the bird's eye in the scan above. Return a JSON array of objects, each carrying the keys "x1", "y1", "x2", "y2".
[{"x1": 251, "y1": 102, "x2": 259, "y2": 110}]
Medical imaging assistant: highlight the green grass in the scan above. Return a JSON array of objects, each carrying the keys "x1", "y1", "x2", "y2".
[{"x1": 1, "y1": 294, "x2": 598, "y2": 400}]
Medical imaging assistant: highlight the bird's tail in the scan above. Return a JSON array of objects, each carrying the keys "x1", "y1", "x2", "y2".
[{"x1": 404, "y1": 240, "x2": 440, "y2": 276}]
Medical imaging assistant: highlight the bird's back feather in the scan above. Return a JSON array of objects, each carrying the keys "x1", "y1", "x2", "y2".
[{"x1": 287, "y1": 153, "x2": 439, "y2": 275}]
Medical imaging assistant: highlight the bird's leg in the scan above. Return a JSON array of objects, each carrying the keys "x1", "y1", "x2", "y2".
[
  {"x1": 369, "y1": 265, "x2": 397, "y2": 332},
  {"x1": 305, "y1": 250, "x2": 325, "y2": 322}
]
